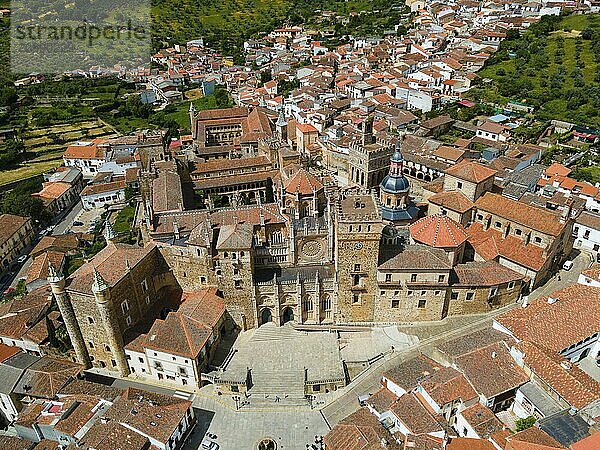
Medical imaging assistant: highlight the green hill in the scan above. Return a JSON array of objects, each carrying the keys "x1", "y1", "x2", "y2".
[{"x1": 468, "y1": 14, "x2": 600, "y2": 128}]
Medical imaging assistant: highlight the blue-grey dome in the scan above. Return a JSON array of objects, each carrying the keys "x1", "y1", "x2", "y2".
[{"x1": 380, "y1": 174, "x2": 410, "y2": 193}]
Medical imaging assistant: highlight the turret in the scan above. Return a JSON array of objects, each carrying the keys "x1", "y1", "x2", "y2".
[
  {"x1": 48, "y1": 262, "x2": 91, "y2": 368},
  {"x1": 276, "y1": 108, "x2": 288, "y2": 141},
  {"x1": 92, "y1": 268, "x2": 129, "y2": 377}
]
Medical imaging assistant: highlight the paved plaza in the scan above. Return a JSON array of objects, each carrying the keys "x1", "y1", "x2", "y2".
[
  {"x1": 222, "y1": 323, "x2": 344, "y2": 401},
  {"x1": 188, "y1": 394, "x2": 329, "y2": 450}
]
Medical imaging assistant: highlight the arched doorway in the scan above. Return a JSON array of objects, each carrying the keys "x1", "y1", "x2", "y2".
[
  {"x1": 282, "y1": 307, "x2": 294, "y2": 324},
  {"x1": 259, "y1": 308, "x2": 272, "y2": 326}
]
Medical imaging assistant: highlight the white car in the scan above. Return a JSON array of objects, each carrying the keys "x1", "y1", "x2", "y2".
[
  {"x1": 17, "y1": 255, "x2": 28, "y2": 263},
  {"x1": 200, "y1": 438, "x2": 219, "y2": 450},
  {"x1": 562, "y1": 260, "x2": 574, "y2": 271}
]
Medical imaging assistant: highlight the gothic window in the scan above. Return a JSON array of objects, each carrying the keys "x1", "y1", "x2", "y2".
[
  {"x1": 321, "y1": 296, "x2": 331, "y2": 311},
  {"x1": 303, "y1": 296, "x2": 313, "y2": 311},
  {"x1": 418, "y1": 299, "x2": 427, "y2": 309},
  {"x1": 121, "y1": 301, "x2": 129, "y2": 315},
  {"x1": 141, "y1": 279, "x2": 148, "y2": 292}
]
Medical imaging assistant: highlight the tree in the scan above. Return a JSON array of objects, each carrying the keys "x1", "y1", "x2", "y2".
[
  {"x1": 516, "y1": 416, "x2": 537, "y2": 432},
  {"x1": 0, "y1": 139, "x2": 24, "y2": 169}
]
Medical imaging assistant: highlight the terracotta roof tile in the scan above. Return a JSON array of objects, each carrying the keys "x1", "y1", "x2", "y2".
[
  {"x1": 445, "y1": 160, "x2": 497, "y2": 183},
  {"x1": 447, "y1": 437, "x2": 497, "y2": 450},
  {"x1": 496, "y1": 283, "x2": 600, "y2": 353},
  {"x1": 420, "y1": 367, "x2": 478, "y2": 406},
  {"x1": 0, "y1": 214, "x2": 30, "y2": 247},
  {"x1": 507, "y1": 426, "x2": 565, "y2": 449},
  {"x1": 459, "y1": 403, "x2": 504, "y2": 439},
  {"x1": 391, "y1": 393, "x2": 443, "y2": 435},
  {"x1": 428, "y1": 190, "x2": 474, "y2": 213},
  {"x1": 475, "y1": 193, "x2": 566, "y2": 237},
  {"x1": 456, "y1": 341, "x2": 528, "y2": 399},
  {"x1": 453, "y1": 261, "x2": 525, "y2": 286},
  {"x1": 324, "y1": 407, "x2": 401, "y2": 450},
  {"x1": 410, "y1": 214, "x2": 468, "y2": 248},
  {"x1": 516, "y1": 341, "x2": 600, "y2": 410},
  {"x1": 284, "y1": 168, "x2": 324, "y2": 195}
]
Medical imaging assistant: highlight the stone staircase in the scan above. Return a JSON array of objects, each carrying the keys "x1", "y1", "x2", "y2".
[
  {"x1": 251, "y1": 323, "x2": 301, "y2": 342},
  {"x1": 245, "y1": 369, "x2": 309, "y2": 408}
]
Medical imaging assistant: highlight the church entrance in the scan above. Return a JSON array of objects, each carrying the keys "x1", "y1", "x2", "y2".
[
  {"x1": 259, "y1": 308, "x2": 273, "y2": 326},
  {"x1": 282, "y1": 307, "x2": 294, "y2": 324}
]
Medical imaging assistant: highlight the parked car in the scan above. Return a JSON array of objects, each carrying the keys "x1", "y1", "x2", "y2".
[
  {"x1": 3, "y1": 287, "x2": 14, "y2": 296},
  {"x1": 73, "y1": 220, "x2": 84, "y2": 226},
  {"x1": 17, "y1": 255, "x2": 27, "y2": 263},
  {"x1": 562, "y1": 260, "x2": 574, "y2": 271},
  {"x1": 201, "y1": 438, "x2": 219, "y2": 450}
]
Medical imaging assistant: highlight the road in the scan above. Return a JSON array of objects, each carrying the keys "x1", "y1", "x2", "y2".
[{"x1": 52, "y1": 201, "x2": 83, "y2": 235}]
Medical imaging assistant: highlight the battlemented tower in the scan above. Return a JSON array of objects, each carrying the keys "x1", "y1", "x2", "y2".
[{"x1": 47, "y1": 262, "x2": 92, "y2": 368}]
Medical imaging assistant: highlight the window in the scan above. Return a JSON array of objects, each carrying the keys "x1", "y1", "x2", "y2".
[
  {"x1": 178, "y1": 367, "x2": 187, "y2": 376},
  {"x1": 407, "y1": 290, "x2": 413, "y2": 296},
  {"x1": 352, "y1": 294, "x2": 360, "y2": 304},
  {"x1": 121, "y1": 301, "x2": 129, "y2": 315},
  {"x1": 495, "y1": 221, "x2": 502, "y2": 228},
  {"x1": 88, "y1": 341, "x2": 95, "y2": 349},
  {"x1": 477, "y1": 214, "x2": 483, "y2": 221},
  {"x1": 466, "y1": 292, "x2": 474, "y2": 301},
  {"x1": 534, "y1": 236, "x2": 542, "y2": 244},
  {"x1": 418, "y1": 299, "x2": 426, "y2": 309},
  {"x1": 126, "y1": 354, "x2": 131, "y2": 360},
  {"x1": 438, "y1": 275, "x2": 445, "y2": 283},
  {"x1": 145, "y1": 296, "x2": 150, "y2": 305},
  {"x1": 99, "y1": 361, "x2": 106, "y2": 368},
  {"x1": 385, "y1": 274, "x2": 392, "y2": 283},
  {"x1": 457, "y1": 181, "x2": 463, "y2": 189},
  {"x1": 515, "y1": 229, "x2": 522, "y2": 236},
  {"x1": 508, "y1": 281, "x2": 515, "y2": 290},
  {"x1": 138, "y1": 357, "x2": 144, "y2": 363},
  {"x1": 87, "y1": 316, "x2": 94, "y2": 324},
  {"x1": 234, "y1": 280, "x2": 242, "y2": 288},
  {"x1": 354, "y1": 264, "x2": 361, "y2": 272},
  {"x1": 105, "y1": 345, "x2": 110, "y2": 352},
  {"x1": 154, "y1": 362, "x2": 163, "y2": 371},
  {"x1": 391, "y1": 299, "x2": 399, "y2": 308},
  {"x1": 126, "y1": 315, "x2": 132, "y2": 326},
  {"x1": 111, "y1": 359, "x2": 117, "y2": 368},
  {"x1": 141, "y1": 279, "x2": 148, "y2": 292},
  {"x1": 489, "y1": 287, "x2": 498, "y2": 298},
  {"x1": 411, "y1": 274, "x2": 417, "y2": 282},
  {"x1": 451, "y1": 292, "x2": 458, "y2": 300}
]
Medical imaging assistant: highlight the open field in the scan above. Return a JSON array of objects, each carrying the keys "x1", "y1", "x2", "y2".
[{"x1": 468, "y1": 14, "x2": 600, "y2": 128}]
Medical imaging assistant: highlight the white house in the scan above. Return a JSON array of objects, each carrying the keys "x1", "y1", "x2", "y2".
[
  {"x1": 80, "y1": 176, "x2": 126, "y2": 210},
  {"x1": 573, "y1": 211, "x2": 600, "y2": 253},
  {"x1": 63, "y1": 139, "x2": 108, "y2": 178}
]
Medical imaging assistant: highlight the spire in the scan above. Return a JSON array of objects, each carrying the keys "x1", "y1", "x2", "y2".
[
  {"x1": 104, "y1": 219, "x2": 117, "y2": 242},
  {"x1": 189, "y1": 102, "x2": 196, "y2": 114},
  {"x1": 92, "y1": 268, "x2": 109, "y2": 293},
  {"x1": 47, "y1": 260, "x2": 63, "y2": 282},
  {"x1": 276, "y1": 108, "x2": 287, "y2": 128}
]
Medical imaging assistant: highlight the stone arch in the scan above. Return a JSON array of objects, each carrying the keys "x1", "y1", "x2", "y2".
[
  {"x1": 282, "y1": 306, "x2": 295, "y2": 324},
  {"x1": 417, "y1": 172, "x2": 425, "y2": 180},
  {"x1": 259, "y1": 308, "x2": 273, "y2": 326},
  {"x1": 424, "y1": 174, "x2": 432, "y2": 182}
]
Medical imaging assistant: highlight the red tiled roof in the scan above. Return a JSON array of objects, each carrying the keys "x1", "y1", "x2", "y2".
[
  {"x1": 410, "y1": 214, "x2": 468, "y2": 248},
  {"x1": 496, "y1": 283, "x2": 600, "y2": 353},
  {"x1": 0, "y1": 342, "x2": 20, "y2": 362},
  {"x1": 516, "y1": 341, "x2": 600, "y2": 410},
  {"x1": 428, "y1": 190, "x2": 474, "y2": 213},
  {"x1": 284, "y1": 168, "x2": 324, "y2": 195},
  {"x1": 475, "y1": 193, "x2": 567, "y2": 237},
  {"x1": 445, "y1": 160, "x2": 497, "y2": 183}
]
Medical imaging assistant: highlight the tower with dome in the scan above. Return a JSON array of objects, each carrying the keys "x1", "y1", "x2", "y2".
[{"x1": 378, "y1": 140, "x2": 420, "y2": 224}]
